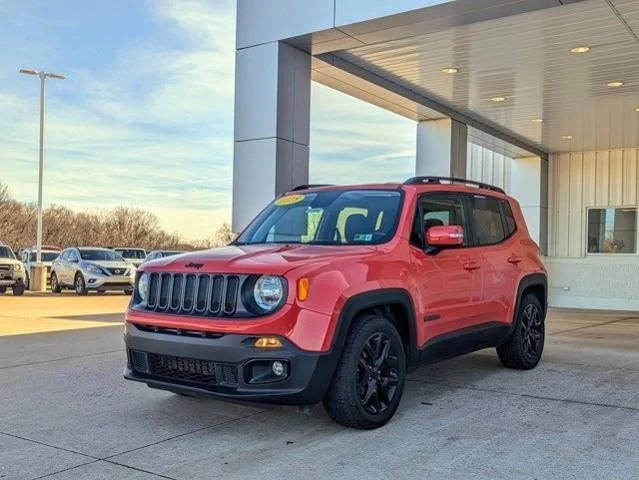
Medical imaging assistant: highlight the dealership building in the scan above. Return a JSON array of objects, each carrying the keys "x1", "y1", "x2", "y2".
[{"x1": 232, "y1": 0, "x2": 639, "y2": 311}]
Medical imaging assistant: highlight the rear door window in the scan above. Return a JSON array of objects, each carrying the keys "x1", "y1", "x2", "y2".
[
  {"x1": 500, "y1": 200, "x2": 517, "y2": 237},
  {"x1": 470, "y1": 195, "x2": 506, "y2": 245}
]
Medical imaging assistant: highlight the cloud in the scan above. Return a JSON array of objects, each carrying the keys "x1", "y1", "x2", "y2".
[{"x1": 0, "y1": 0, "x2": 416, "y2": 241}]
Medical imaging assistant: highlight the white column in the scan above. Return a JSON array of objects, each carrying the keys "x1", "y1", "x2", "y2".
[
  {"x1": 232, "y1": 41, "x2": 311, "y2": 233},
  {"x1": 415, "y1": 118, "x2": 467, "y2": 178},
  {"x1": 510, "y1": 156, "x2": 548, "y2": 254}
]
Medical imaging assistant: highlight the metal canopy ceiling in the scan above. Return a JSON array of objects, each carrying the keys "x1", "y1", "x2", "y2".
[{"x1": 313, "y1": 0, "x2": 639, "y2": 155}]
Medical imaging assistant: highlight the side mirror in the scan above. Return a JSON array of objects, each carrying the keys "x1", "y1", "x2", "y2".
[{"x1": 426, "y1": 225, "x2": 464, "y2": 247}]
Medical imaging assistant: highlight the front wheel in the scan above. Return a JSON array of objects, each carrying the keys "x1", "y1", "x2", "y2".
[
  {"x1": 497, "y1": 293, "x2": 545, "y2": 370},
  {"x1": 323, "y1": 314, "x2": 406, "y2": 429},
  {"x1": 50, "y1": 273, "x2": 61, "y2": 293},
  {"x1": 12, "y1": 281, "x2": 25, "y2": 296},
  {"x1": 74, "y1": 273, "x2": 88, "y2": 296},
  {"x1": 0, "y1": 286, "x2": 5, "y2": 294}
]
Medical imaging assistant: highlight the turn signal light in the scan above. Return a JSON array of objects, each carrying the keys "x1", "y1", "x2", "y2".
[
  {"x1": 254, "y1": 337, "x2": 283, "y2": 348},
  {"x1": 297, "y1": 277, "x2": 309, "y2": 301}
]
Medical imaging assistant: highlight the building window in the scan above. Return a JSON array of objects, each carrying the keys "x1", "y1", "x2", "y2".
[{"x1": 587, "y1": 208, "x2": 637, "y2": 254}]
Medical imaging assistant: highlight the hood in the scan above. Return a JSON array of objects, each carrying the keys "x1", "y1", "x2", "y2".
[
  {"x1": 142, "y1": 244, "x2": 377, "y2": 275},
  {"x1": 0, "y1": 258, "x2": 22, "y2": 266},
  {"x1": 85, "y1": 260, "x2": 132, "y2": 269}
]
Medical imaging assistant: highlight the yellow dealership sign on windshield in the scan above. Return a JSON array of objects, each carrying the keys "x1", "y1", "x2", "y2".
[{"x1": 274, "y1": 194, "x2": 305, "y2": 206}]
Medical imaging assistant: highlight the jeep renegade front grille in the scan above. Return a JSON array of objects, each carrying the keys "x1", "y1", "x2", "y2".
[
  {"x1": 129, "y1": 350, "x2": 239, "y2": 387},
  {"x1": 145, "y1": 272, "x2": 239, "y2": 316}
]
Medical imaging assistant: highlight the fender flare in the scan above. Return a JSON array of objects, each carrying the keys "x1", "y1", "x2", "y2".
[
  {"x1": 330, "y1": 288, "x2": 418, "y2": 366},
  {"x1": 514, "y1": 273, "x2": 548, "y2": 321}
]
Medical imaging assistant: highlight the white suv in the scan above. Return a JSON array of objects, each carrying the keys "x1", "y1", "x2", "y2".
[
  {"x1": 0, "y1": 243, "x2": 26, "y2": 296},
  {"x1": 20, "y1": 246, "x2": 61, "y2": 289},
  {"x1": 51, "y1": 247, "x2": 135, "y2": 295}
]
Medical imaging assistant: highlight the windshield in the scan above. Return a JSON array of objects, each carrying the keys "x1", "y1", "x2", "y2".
[
  {"x1": 79, "y1": 249, "x2": 123, "y2": 261},
  {"x1": 115, "y1": 249, "x2": 146, "y2": 259},
  {"x1": 161, "y1": 251, "x2": 183, "y2": 257},
  {"x1": 29, "y1": 252, "x2": 60, "y2": 262},
  {"x1": 236, "y1": 189, "x2": 403, "y2": 246},
  {"x1": 0, "y1": 246, "x2": 15, "y2": 259}
]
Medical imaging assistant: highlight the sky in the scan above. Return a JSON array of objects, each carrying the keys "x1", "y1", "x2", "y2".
[{"x1": 0, "y1": 0, "x2": 416, "y2": 240}]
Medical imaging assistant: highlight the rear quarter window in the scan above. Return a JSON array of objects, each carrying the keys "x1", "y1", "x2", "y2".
[{"x1": 470, "y1": 195, "x2": 506, "y2": 245}]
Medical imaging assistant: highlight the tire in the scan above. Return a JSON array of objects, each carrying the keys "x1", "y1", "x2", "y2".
[
  {"x1": 74, "y1": 273, "x2": 88, "y2": 296},
  {"x1": 124, "y1": 289, "x2": 133, "y2": 296},
  {"x1": 0, "y1": 286, "x2": 5, "y2": 294},
  {"x1": 12, "y1": 282, "x2": 25, "y2": 296},
  {"x1": 50, "y1": 273, "x2": 61, "y2": 293},
  {"x1": 24, "y1": 273, "x2": 30, "y2": 290},
  {"x1": 323, "y1": 314, "x2": 406, "y2": 429},
  {"x1": 497, "y1": 293, "x2": 545, "y2": 370}
]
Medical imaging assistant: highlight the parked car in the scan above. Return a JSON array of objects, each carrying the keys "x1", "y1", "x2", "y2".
[
  {"x1": 0, "y1": 242, "x2": 27, "y2": 296},
  {"x1": 51, "y1": 247, "x2": 135, "y2": 295},
  {"x1": 143, "y1": 250, "x2": 185, "y2": 264},
  {"x1": 124, "y1": 177, "x2": 547, "y2": 429},
  {"x1": 112, "y1": 247, "x2": 147, "y2": 268},
  {"x1": 20, "y1": 246, "x2": 61, "y2": 289}
]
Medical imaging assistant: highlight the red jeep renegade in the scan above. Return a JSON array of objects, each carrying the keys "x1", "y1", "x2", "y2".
[{"x1": 124, "y1": 177, "x2": 547, "y2": 429}]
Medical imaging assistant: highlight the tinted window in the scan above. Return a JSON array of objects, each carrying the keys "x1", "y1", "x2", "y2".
[
  {"x1": 68, "y1": 250, "x2": 79, "y2": 262},
  {"x1": 414, "y1": 194, "x2": 468, "y2": 247},
  {"x1": 501, "y1": 200, "x2": 517, "y2": 236},
  {"x1": 471, "y1": 195, "x2": 506, "y2": 245},
  {"x1": 0, "y1": 246, "x2": 15, "y2": 259},
  {"x1": 115, "y1": 249, "x2": 146, "y2": 259}
]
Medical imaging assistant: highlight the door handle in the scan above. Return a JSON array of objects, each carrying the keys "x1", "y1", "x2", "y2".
[
  {"x1": 507, "y1": 254, "x2": 522, "y2": 264},
  {"x1": 463, "y1": 261, "x2": 481, "y2": 271}
]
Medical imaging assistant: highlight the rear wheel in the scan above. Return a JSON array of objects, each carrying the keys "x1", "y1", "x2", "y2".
[
  {"x1": 50, "y1": 273, "x2": 61, "y2": 293},
  {"x1": 323, "y1": 314, "x2": 406, "y2": 429},
  {"x1": 0, "y1": 286, "x2": 6, "y2": 294},
  {"x1": 497, "y1": 293, "x2": 545, "y2": 370},
  {"x1": 74, "y1": 273, "x2": 88, "y2": 296},
  {"x1": 12, "y1": 281, "x2": 25, "y2": 296},
  {"x1": 24, "y1": 273, "x2": 30, "y2": 290}
]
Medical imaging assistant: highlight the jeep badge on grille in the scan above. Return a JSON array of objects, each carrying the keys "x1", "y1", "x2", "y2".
[{"x1": 185, "y1": 262, "x2": 204, "y2": 269}]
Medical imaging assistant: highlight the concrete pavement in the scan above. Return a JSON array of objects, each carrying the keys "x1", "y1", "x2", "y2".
[{"x1": 0, "y1": 294, "x2": 637, "y2": 479}]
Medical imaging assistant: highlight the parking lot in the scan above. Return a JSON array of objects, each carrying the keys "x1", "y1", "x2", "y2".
[{"x1": 0, "y1": 293, "x2": 638, "y2": 480}]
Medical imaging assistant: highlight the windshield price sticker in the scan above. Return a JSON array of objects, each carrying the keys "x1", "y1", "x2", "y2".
[{"x1": 275, "y1": 194, "x2": 305, "y2": 206}]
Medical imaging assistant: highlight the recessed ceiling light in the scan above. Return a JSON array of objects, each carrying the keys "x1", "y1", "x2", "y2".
[
  {"x1": 491, "y1": 96, "x2": 507, "y2": 102},
  {"x1": 531, "y1": 118, "x2": 543, "y2": 123},
  {"x1": 441, "y1": 67, "x2": 459, "y2": 74},
  {"x1": 570, "y1": 46, "x2": 590, "y2": 54},
  {"x1": 635, "y1": 107, "x2": 639, "y2": 112},
  {"x1": 607, "y1": 81, "x2": 624, "y2": 87},
  {"x1": 561, "y1": 135, "x2": 573, "y2": 140}
]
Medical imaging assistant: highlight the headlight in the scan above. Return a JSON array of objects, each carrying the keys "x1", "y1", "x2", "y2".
[
  {"x1": 12, "y1": 264, "x2": 22, "y2": 272},
  {"x1": 253, "y1": 275, "x2": 285, "y2": 312},
  {"x1": 137, "y1": 272, "x2": 149, "y2": 302},
  {"x1": 84, "y1": 263, "x2": 103, "y2": 275}
]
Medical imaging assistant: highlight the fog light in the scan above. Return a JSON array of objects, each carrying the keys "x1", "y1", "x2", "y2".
[
  {"x1": 255, "y1": 337, "x2": 282, "y2": 348},
  {"x1": 272, "y1": 361, "x2": 285, "y2": 376}
]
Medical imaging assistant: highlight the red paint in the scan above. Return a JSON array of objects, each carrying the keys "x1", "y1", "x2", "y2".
[{"x1": 126, "y1": 183, "x2": 546, "y2": 353}]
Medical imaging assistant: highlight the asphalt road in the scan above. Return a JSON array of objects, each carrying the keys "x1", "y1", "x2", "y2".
[{"x1": 1, "y1": 293, "x2": 638, "y2": 479}]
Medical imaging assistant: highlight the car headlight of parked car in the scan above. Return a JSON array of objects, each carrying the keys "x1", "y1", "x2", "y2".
[
  {"x1": 137, "y1": 272, "x2": 149, "y2": 302},
  {"x1": 83, "y1": 263, "x2": 103, "y2": 275},
  {"x1": 252, "y1": 275, "x2": 286, "y2": 312},
  {"x1": 11, "y1": 264, "x2": 22, "y2": 272}
]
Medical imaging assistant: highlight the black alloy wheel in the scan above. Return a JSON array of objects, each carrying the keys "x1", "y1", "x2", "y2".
[
  {"x1": 357, "y1": 332, "x2": 401, "y2": 415},
  {"x1": 497, "y1": 293, "x2": 545, "y2": 370}
]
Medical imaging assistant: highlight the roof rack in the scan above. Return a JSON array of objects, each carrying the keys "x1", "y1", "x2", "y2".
[
  {"x1": 289, "y1": 184, "x2": 334, "y2": 192},
  {"x1": 403, "y1": 176, "x2": 505, "y2": 194}
]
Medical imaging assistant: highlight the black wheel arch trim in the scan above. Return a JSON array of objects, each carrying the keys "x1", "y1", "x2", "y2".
[
  {"x1": 514, "y1": 273, "x2": 548, "y2": 321},
  {"x1": 330, "y1": 288, "x2": 419, "y2": 369}
]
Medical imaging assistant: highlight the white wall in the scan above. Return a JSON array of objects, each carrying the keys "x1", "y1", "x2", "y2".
[
  {"x1": 546, "y1": 148, "x2": 639, "y2": 310},
  {"x1": 466, "y1": 142, "x2": 511, "y2": 192}
]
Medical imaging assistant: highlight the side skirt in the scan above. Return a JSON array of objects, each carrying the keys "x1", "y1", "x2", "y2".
[{"x1": 412, "y1": 322, "x2": 513, "y2": 369}]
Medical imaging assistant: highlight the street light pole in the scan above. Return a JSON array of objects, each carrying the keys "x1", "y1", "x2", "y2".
[
  {"x1": 36, "y1": 73, "x2": 45, "y2": 264},
  {"x1": 19, "y1": 68, "x2": 65, "y2": 265}
]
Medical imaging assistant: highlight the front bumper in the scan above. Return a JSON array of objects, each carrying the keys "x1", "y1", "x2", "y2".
[
  {"x1": 85, "y1": 274, "x2": 134, "y2": 290},
  {"x1": 123, "y1": 322, "x2": 338, "y2": 405}
]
